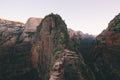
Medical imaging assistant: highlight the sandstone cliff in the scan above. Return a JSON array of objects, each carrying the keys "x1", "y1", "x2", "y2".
[
  {"x1": 31, "y1": 13, "x2": 95, "y2": 80},
  {"x1": 1, "y1": 13, "x2": 120, "y2": 80},
  {"x1": 0, "y1": 18, "x2": 38, "y2": 80},
  {"x1": 92, "y1": 13, "x2": 120, "y2": 80},
  {"x1": 0, "y1": 14, "x2": 96, "y2": 80},
  {"x1": 0, "y1": 18, "x2": 24, "y2": 46},
  {"x1": 20, "y1": 17, "x2": 42, "y2": 42}
]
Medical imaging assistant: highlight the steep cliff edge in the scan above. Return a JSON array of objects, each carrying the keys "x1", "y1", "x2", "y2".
[
  {"x1": 0, "y1": 18, "x2": 38, "y2": 80},
  {"x1": 31, "y1": 13, "x2": 95, "y2": 80},
  {"x1": 92, "y1": 13, "x2": 120, "y2": 80}
]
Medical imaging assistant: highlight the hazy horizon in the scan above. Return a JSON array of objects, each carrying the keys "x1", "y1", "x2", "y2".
[{"x1": 0, "y1": 0, "x2": 120, "y2": 35}]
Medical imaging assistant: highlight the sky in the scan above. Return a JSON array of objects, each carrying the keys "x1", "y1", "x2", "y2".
[{"x1": 0, "y1": 0, "x2": 120, "y2": 35}]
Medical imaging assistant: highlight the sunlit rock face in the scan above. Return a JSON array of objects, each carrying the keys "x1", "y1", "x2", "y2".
[
  {"x1": 92, "y1": 13, "x2": 120, "y2": 80},
  {"x1": 20, "y1": 17, "x2": 42, "y2": 42},
  {"x1": 0, "y1": 18, "x2": 24, "y2": 46}
]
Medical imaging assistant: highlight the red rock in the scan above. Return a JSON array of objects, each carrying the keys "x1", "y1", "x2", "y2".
[{"x1": 92, "y1": 13, "x2": 120, "y2": 80}]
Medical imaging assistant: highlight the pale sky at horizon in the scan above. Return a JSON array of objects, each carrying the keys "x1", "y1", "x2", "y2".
[{"x1": 0, "y1": 0, "x2": 120, "y2": 35}]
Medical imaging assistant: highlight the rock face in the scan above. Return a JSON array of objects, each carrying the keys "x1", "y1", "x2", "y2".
[
  {"x1": 31, "y1": 13, "x2": 95, "y2": 80},
  {"x1": 0, "y1": 18, "x2": 24, "y2": 46},
  {"x1": 49, "y1": 49, "x2": 95, "y2": 80},
  {"x1": 0, "y1": 19, "x2": 38, "y2": 80},
  {"x1": 92, "y1": 13, "x2": 120, "y2": 80},
  {"x1": 2, "y1": 13, "x2": 120, "y2": 80},
  {"x1": 0, "y1": 15, "x2": 96, "y2": 80},
  {"x1": 20, "y1": 17, "x2": 42, "y2": 42},
  {"x1": 31, "y1": 14, "x2": 69, "y2": 80}
]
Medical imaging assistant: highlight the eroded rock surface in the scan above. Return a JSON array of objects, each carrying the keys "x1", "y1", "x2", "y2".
[
  {"x1": 31, "y1": 13, "x2": 95, "y2": 80},
  {"x1": 20, "y1": 17, "x2": 42, "y2": 42},
  {"x1": 0, "y1": 18, "x2": 24, "y2": 46},
  {"x1": 92, "y1": 13, "x2": 120, "y2": 80},
  {"x1": 49, "y1": 49, "x2": 95, "y2": 80},
  {"x1": 0, "y1": 18, "x2": 38, "y2": 80}
]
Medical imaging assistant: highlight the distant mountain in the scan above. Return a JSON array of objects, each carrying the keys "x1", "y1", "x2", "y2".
[
  {"x1": 68, "y1": 28, "x2": 95, "y2": 62},
  {"x1": 68, "y1": 28, "x2": 95, "y2": 39}
]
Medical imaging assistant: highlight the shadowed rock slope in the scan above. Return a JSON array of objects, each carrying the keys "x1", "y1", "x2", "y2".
[
  {"x1": 68, "y1": 29, "x2": 95, "y2": 63},
  {"x1": 92, "y1": 13, "x2": 120, "y2": 80},
  {"x1": 0, "y1": 18, "x2": 39, "y2": 80}
]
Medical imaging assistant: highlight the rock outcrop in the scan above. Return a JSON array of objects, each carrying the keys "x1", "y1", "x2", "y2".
[
  {"x1": 49, "y1": 49, "x2": 95, "y2": 80},
  {"x1": 20, "y1": 17, "x2": 42, "y2": 42},
  {"x1": 92, "y1": 13, "x2": 120, "y2": 80},
  {"x1": 2, "y1": 13, "x2": 120, "y2": 80},
  {"x1": 0, "y1": 19, "x2": 38, "y2": 80},
  {"x1": 31, "y1": 13, "x2": 95, "y2": 80},
  {"x1": 0, "y1": 18, "x2": 24, "y2": 46}
]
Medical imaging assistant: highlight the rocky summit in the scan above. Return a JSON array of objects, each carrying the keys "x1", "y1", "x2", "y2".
[
  {"x1": 31, "y1": 13, "x2": 95, "y2": 80},
  {"x1": 0, "y1": 13, "x2": 120, "y2": 80}
]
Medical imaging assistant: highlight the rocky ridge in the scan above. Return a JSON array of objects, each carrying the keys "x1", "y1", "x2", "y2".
[
  {"x1": 31, "y1": 13, "x2": 95, "y2": 80},
  {"x1": 0, "y1": 18, "x2": 24, "y2": 46},
  {"x1": 0, "y1": 18, "x2": 37, "y2": 80},
  {"x1": 0, "y1": 13, "x2": 120, "y2": 80},
  {"x1": 0, "y1": 14, "x2": 95, "y2": 80},
  {"x1": 92, "y1": 13, "x2": 120, "y2": 80}
]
